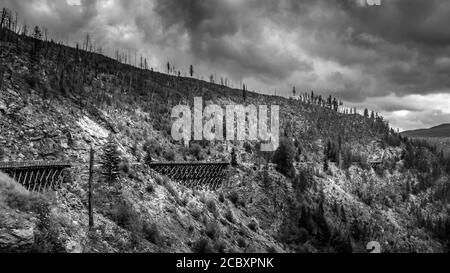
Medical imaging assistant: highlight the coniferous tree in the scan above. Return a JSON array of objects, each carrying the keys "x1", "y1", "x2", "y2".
[
  {"x1": 0, "y1": 65, "x2": 4, "y2": 90},
  {"x1": 364, "y1": 108, "x2": 369, "y2": 119},
  {"x1": 317, "y1": 186, "x2": 331, "y2": 242},
  {"x1": 342, "y1": 146, "x2": 353, "y2": 170},
  {"x1": 323, "y1": 144, "x2": 329, "y2": 172},
  {"x1": 100, "y1": 134, "x2": 121, "y2": 185},
  {"x1": 272, "y1": 138, "x2": 295, "y2": 177},
  {"x1": 340, "y1": 205, "x2": 347, "y2": 223},
  {"x1": 333, "y1": 97, "x2": 338, "y2": 111},
  {"x1": 0, "y1": 145, "x2": 5, "y2": 161},
  {"x1": 231, "y1": 148, "x2": 238, "y2": 167},
  {"x1": 144, "y1": 148, "x2": 153, "y2": 165},
  {"x1": 0, "y1": 8, "x2": 7, "y2": 31},
  {"x1": 446, "y1": 157, "x2": 450, "y2": 174},
  {"x1": 22, "y1": 22, "x2": 28, "y2": 36},
  {"x1": 31, "y1": 25, "x2": 42, "y2": 64}
]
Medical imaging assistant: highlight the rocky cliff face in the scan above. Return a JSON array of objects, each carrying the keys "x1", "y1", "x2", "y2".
[{"x1": 0, "y1": 36, "x2": 449, "y2": 253}]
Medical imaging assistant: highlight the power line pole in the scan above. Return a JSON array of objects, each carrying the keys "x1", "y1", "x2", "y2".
[{"x1": 88, "y1": 146, "x2": 95, "y2": 229}]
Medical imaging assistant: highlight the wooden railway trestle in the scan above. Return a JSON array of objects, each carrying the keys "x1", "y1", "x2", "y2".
[
  {"x1": 0, "y1": 161, "x2": 229, "y2": 192},
  {"x1": 0, "y1": 161, "x2": 71, "y2": 192},
  {"x1": 148, "y1": 162, "x2": 230, "y2": 190}
]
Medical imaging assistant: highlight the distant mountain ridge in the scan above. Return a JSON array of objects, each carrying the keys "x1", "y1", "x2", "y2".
[{"x1": 402, "y1": 124, "x2": 450, "y2": 138}]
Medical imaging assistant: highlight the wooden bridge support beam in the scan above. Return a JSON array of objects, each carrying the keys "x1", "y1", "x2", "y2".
[
  {"x1": 0, "y1": 166, "x2": 70, "y2": 192},
  {"x1": 148, "y1": 162, "x2": 229, "y2": 191}
]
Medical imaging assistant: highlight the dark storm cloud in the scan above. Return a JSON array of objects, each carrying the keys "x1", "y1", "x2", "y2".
[
  {"x1": 340, "y1": 0, "x2": 450, "y2": 48},
  {"x1": 4, "y1": 0, "x2": 449, "y2": 95},
  {"x1": 152, "y1": 0, "x2": 312, "y2": 81},
  {"x1": 291, "y1": 0, "x2": 450, "y2": 96},
  {"x1": 377, "y1": 101, "x2": 424, "y2": 113},
  {"x1": 3, "y1": 0, "x2": 97, "y2": 38},
  {"x1": 326, "y1": 72, "x2": 369, "y2": 103},
  {"x1": 196, "y1": 38, "x2": 313, "y2": 82},
  {"x1": 1, "y1": 0, "x2": 449, "y2": 130},
  {"x1": 343, "y1": 0, "x2": 450, "y2": 97}
]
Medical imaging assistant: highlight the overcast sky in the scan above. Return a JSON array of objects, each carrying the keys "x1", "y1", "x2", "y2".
[{"x1": 2, "y1": 0, "x2": 449, "y2": 131}]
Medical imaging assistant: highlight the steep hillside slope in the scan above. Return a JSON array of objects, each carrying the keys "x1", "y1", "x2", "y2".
[
  {"x1": 1, "y1": 33, "x2": 449, "y2": 253},
  {"x1": 402, "y1": 125, "x2": 450, "y2": 158},
  {"x1": 402, "y1": 124, "x2": 450, "y2": 138}
]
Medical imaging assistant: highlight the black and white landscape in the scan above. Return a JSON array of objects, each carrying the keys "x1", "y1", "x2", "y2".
[{"x1": 0, "y1": 0, "x2": 449, "y2": 254}]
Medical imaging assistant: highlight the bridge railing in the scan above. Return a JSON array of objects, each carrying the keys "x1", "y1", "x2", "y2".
[
  {"x1": 147, "y1": 161, "x2": 230, "y2": 166},
  {"x1": 0, "y1": 161, "x2": 72, "y2": 170}
]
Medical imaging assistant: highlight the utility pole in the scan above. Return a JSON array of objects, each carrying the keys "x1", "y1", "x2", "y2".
[{"x1": 88, "y1": 146, "x2": 95, "y2": 229}]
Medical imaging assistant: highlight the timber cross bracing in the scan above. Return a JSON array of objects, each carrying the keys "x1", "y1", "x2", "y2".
[
  {"x1": 0, "y1": 161, "x2": 71, "y2": 192},
  {"x1": 148, "y1": 162, "x2": 230, "y2": 190},
  {"x1": 368, "y1": 150, "x2": 386, "y2": 167},
  {"x1": 0, "y1": 161, "x2": 229, "y2": 192}
]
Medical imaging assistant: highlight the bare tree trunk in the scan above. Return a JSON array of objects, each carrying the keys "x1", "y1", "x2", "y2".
[{"x1": 88, "y1": 147, "x2": 95, "y2": 229}]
